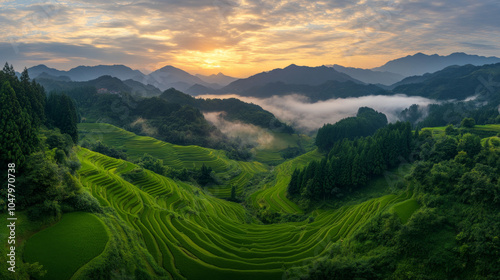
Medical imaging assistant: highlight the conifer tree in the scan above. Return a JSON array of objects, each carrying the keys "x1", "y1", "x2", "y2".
[{"x1": 0, "y1": 81, "x2": 26, "y2": 165}]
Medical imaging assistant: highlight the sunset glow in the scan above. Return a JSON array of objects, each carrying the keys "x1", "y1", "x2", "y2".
[{"x1": 1, "y1": 0, "x2": 499, "y2": 77}]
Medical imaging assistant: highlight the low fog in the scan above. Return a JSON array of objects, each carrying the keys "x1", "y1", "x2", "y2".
[
  {"x1": 203, "y1": 112, "x2": 275, "y2": 148},
  {"x1": 197, "y1": 94, "x2": 438, "y2": 133}
]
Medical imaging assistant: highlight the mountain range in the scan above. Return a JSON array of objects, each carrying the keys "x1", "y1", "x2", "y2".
[
  {"x1": 329, "y1": 64, "x2": 404, "y2": 86},
  {"x1": 372, "y1": 52, "x2": 500, "y2": 77},
  {"x1": 26, "y1": 52, "x2": 500, "y2": 100},
  {"x1": 27, "y1": 64, "x2": 238, "y2": 93}
]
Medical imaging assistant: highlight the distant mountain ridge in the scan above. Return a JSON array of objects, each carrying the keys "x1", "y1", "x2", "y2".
[
  {"x1": 226, "y1": 80, "x2": 388, "y2": 102},
  {"x1": 373, "y1": 52, "x2": 500, "y2": 77},
  {"x1": 25, "y1": 52, "x2": 500, "y2": 100},
  {"x1": 219, "y1": 64, "x2": 362, "y2": 94},
  {"x1": 145, "y1": 65, "x2": 220, "y2": 91},
  {"x1": 195, "y1": 73, "x2": 238, "y2": 87},
  {"x1": 28, "y1": 64, "x2": 146, "y2": 82},
  {"x1": 35, "y1": 74, "x2": 162, "y2": 97},
  {"x1": 392, "y1": 63, "x2": 500, "y2": 100},
  {"x1": 330, "y1": 64, "x2": 405, "y2": 85},
  {"x1": 27, "y1": 64, "x2": 235, "y2": 93}
]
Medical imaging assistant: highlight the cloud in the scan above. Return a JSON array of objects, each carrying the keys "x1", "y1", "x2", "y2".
[
  {"x1": 1, "y1": 0, "x2": 499, "y2": 76},
  {"x1": 198, "y1": 94, "x2": 438, "y2": 133},
  {"x1": 203, "y1": 111, "x2": 274, "y2": 148}
]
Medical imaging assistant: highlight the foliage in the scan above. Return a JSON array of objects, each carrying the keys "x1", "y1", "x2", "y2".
[
  {"x1": 461, "y1": 117, "x2": 476, "y2": 128},
  {"x1": 315, "y1": 107, "x2": 388, "y2": 152},
  {"x1": 0, "y1": 64, "x2": 45, "y2": 166},
  {"x1": 46, "y1": 93, "x2": 79, "y2": 143},
  {"x1": 81, "y1": 140, "x2": 128, "y2": 160},
  {"x1": 136, "y1": 153, "x2": 167, "y2": 176},
  {"x1": 401, "y1": 101, "x2": 500, "y2": 129},
  {"x1": 290, "y1": 121, "x2": 412, "y2": 201}
]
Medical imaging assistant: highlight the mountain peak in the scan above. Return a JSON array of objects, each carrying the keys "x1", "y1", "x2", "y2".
[{"x1": 221, "y1": 63, "x2": 362, "y2": 94}]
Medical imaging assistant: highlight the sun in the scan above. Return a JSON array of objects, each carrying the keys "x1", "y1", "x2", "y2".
[{"x1": 177, "y1": 49, "x2": 236, "y2": 72}]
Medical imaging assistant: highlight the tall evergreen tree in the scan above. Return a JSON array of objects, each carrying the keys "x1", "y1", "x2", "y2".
[
  {"x1": 0, "y1": 81, "x2": 26, "y2": 165},
  {"x1": 288, "y1": 169, "x2": 300, "y2": 196},
  {"x1": 46, "y1": 93, "x2": 78, "y2": 143}
]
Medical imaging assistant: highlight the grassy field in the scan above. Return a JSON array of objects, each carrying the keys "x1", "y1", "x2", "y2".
[
  {"x1": 75, "y1": 147, "x2": 416, "y2": 279},
  {"x1": 23, "y1": 212, "x2": 109, "y2": 280}
]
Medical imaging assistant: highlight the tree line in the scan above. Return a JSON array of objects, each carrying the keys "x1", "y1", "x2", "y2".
[{"x1": 289, "y1": 118, "x2": 412, "y2": 201}]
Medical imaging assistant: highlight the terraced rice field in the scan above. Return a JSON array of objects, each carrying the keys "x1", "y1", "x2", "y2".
[
  {"x1": 482, "y1": 136, "x2": 500, "y2": 149},
  {"x1": 252, "y1": 132, "x2": 312, "y2": 165},
  {"x1": 249, "y1": 149, "x2": 323, "y2": 214},
  {"x1": 77, "y1": 148, "x2": 415, "y2": 279},
  {"x1": 78, "y1": 123, "x2": 268, "y2": 198},
  {"x1": 421, "y1": 124, "x2": 500, "y2": 138},
  {"x1": 23, "y1": 212, "x2": 109, "y2": 280}
]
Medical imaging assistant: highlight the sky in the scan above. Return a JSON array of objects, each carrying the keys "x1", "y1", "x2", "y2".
[{"x1": 1, "y1": 0, "x2": 499, "y2": 77}]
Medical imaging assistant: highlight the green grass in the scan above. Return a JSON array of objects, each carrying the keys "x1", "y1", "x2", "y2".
[
  {"x1": 392, "y1": 199, "x2": 420, "y2": 224},
  {"x1": 23, "y1": 212, "x2": 109, "y2": 280},
  {"x1": 75, "y1": 148, "x2": 416, "y2": 279}
]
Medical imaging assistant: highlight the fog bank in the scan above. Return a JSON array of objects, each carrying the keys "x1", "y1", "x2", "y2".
[
  {"x1": 203, "y1": 112, "x2": 274, "y2": 148},
  {"x1": 198, "y1": 94, "x2": 437, "y2": 133}
]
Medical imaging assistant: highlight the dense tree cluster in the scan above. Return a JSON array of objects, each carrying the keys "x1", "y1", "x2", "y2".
[
  {"x1": 400, "y1": 101, "x2": 500, "y2": 129},
  {"x1": 315, "y1": 107, "x2": 388, "y2": 152},
  {"x1": 0, "y1": 63, "x2": 97, "y2": 226},
  {"x1": 290, "y1": 121, "x2": 412, "y2": 200},
  {"x1": 0, "y1": 64, "x2": 45, "y2": 166},
  {"x1": 81, "y1": 141, "x2": 127, "y2": 160},
  {"x1": 46, "y1": 93, "x2": 79, "y2": 143},
  {"x1": 130, "y1": 154, "x2": 217, "y2": 187}
]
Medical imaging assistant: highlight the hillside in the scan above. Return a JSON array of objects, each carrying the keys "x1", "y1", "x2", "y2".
[
  {"x1": 220, "y1": 64, "x2": 362, "y2": 95},
  {"x1": 78, "y1": 123, "x2": 269, "y2": 198},
  {"x1": 392, "y1": 63, "x2": 500, "y2": 100},
  {"x1": 234, "y1": 80, "x2": 388, "y2": 101},
  {"x1": 70, "y1": 147, "x2": 415, "y2": 279},
  {"x1": 160, "y1": 88, "x2": 293, "y2": 132}
]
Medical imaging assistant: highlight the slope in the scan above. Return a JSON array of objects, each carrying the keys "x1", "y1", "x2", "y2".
[
  {"x1": 78, "y1": 123, "x2": 268, "y2": 198},
  {"x1": 76, "y1": 147, "x2": 416, "y2": 280}
]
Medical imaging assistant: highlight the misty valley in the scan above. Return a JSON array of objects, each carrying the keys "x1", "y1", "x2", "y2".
[{"x1": 1, "y1": 53, "x2": 500, "y2": 280}]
